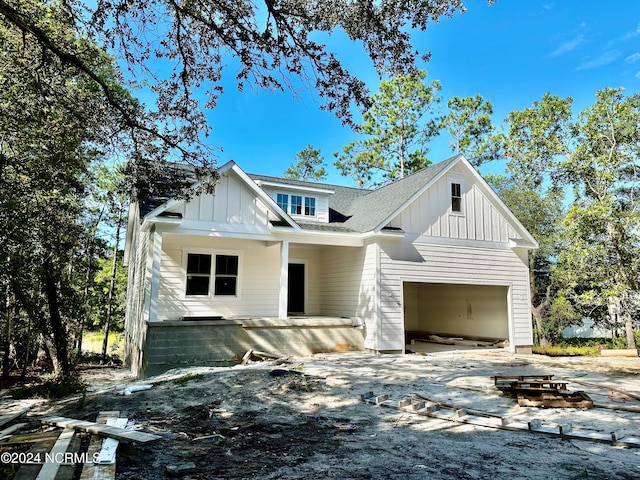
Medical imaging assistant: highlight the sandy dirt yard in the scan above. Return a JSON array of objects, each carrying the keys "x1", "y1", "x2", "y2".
[{"x1": 9, "y1": 350, "x2": 640, "y2": 479}]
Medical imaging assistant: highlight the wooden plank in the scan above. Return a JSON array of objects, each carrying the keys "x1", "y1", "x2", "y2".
[
  {"x1": 34, "y1": 428, "x2": 75, "y2": 480},
  {"x1": 4, "y1": 430, "x2": 62, "y2": 445},
  {"x1": 12, "y1": 432, "x2": 60, "y2": 480},
  {"x1": 0, "y1": 422, "x2": 28, "y2": 441},
  {"x1": 97, "y1": 418, "x2": 128, "y2": 464},
  {"x1": 80, "y1": 412, "x2": 120, "y2": 480},
  {"x1": 0, "y1": 409, "x2": 30, "y2": 429},
  {"x1": 363, "y1": 391, "x2": 640, "y2": 449},
  {"x1": 41, "y1": 416, "x2": 161, "y2": 443}
]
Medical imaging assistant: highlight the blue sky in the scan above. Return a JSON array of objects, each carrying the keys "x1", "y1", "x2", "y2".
[{"x1": 201, "y1": 1, "x2": 640, "y2": 185}]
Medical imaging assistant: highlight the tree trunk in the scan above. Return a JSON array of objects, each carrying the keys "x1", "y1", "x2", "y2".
[
  {"x1": 21, "y1": 313, "x2": 33, "y2": 379},
  {"x1": 621, "y1": 291, "x2": 637, "y2": 350},
  {"x1": 43, "y1": 263, "x2": 70, "y2": 378},
  {"x1": 102, "y1": 202, "x2": 124, "y2": 361},
  {"x1": 531, "y1": 307, "x2": 550, "y2": 348},
  {"x1": 2, "y1": 290, "x2": 11, "y2": 379}
]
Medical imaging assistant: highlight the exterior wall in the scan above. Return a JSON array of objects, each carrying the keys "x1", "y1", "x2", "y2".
[
  {"x1": 154, "y1": 237, "x2": 348, "y2": 321},
  {"x1": 359, "y1": 242, "x2": 379, "y2": 351},
  {"x1": 156, "y1": 233, "x2": 281, "y2": 320},
  {"x1": 124, "y1": 212, "x2": 151, "y2": 374},
  {"x1": 181, "y1": 172, "x2": 271, "y2": 226},
  {"x1": 388, "y1": 165, "x2": 522, "y2": 243},
  {"x1": 319, "y1": 246, "x2": 366, "y2": 317},
  {"x1": 141, "y1": 319, "x2": 365, "y2": 377},
  {"x1": 378, "y1": 239, "x2": 532, "y2": 351}
]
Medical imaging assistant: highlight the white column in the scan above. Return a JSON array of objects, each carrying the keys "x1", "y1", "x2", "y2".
[
  {"x1": 278, "y1": 240, "x2": 289, "y2": 319},
  {"x1": 148, "y1": 230, "x2": 163, "y2": 322}
]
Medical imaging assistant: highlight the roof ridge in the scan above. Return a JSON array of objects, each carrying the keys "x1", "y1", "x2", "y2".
[{"x1": 247, "y1": 172, "x2": 371, "y2": 192}]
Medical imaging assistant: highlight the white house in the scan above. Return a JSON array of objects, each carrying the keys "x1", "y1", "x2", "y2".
[{"x1": 124, "y1": 154, "x2": 538, "y2": 377}]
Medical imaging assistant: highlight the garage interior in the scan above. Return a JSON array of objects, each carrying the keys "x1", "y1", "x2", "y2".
[{"x1": 403, "y1": 282, "x2": 510, "y2": 352}]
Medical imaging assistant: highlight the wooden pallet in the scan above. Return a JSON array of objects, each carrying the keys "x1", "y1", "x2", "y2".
[
  {"x1": 493, "y1": 375, "x2": 593, "y2": 408},
  {"x1": 361, "y1": 391, "x2": 640, "y2": 448},
  {"x1": 517, "y1": 391, "x2": 594, "y2": 408}
]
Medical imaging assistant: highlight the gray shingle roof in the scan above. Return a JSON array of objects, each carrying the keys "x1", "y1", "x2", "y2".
[
  {"x1": 340, "y1": 155, "x2": 461, "y2": 232},
  {"x1": 143, "y1": 156, "x2": 462, "y2": 234}
]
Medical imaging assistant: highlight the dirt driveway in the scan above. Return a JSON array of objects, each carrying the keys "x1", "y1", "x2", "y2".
[{"x1": 32, "y1": 350, "x2": 640, "y2": 479}]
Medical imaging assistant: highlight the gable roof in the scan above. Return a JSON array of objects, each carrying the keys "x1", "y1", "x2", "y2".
[
  {"x1": 341, "y1": 155, "x2": 460, "y2": 233},
  {"x1": 136, "y1": 155, "x2": 537, "y2": 247}
]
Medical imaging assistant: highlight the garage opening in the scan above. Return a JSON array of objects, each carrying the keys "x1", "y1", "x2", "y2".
[{"x1": 403, "y1": 282, "x2": 509, "y2": 351}]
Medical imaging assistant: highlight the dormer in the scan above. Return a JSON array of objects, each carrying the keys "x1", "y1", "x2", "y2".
[{"x1": 253, "y1": 179, "x2": 334, "y2": 224}]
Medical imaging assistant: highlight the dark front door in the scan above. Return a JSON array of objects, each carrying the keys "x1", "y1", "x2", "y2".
[{"x1": 287, "y1": 263, "x2": 305, "y2": 314}]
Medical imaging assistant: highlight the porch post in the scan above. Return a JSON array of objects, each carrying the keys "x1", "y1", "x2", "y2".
[{"x1": 278, "y1": 240, "x2": 289, "y2": 319}]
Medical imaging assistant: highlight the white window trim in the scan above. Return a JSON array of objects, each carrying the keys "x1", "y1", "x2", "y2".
[
  {"x1": 277, "y1": 191, "x2": 318, "y2": 219},
  {"x1": 448, "y1": 176, "x2": 465, "y2": 216},
  {"x1": 182, "y1": 247, "x2": 243, "y2": 300}
]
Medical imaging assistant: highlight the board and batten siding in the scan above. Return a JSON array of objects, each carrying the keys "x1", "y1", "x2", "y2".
[
  {"x1": 179, "y1": 172, "x2": 271, "y2": 226},
  {"x1": 388, "y1": 165, "x2": 522, "y2": 243},
  {"x1": 377, "y1": 240, "x2": 532, "y2": 351},
  {"x1": 156, "y1": 234, "x2": 281, "y2": 320}
]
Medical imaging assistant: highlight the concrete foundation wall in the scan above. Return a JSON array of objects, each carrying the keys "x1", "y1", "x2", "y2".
[{"x1": 140, "y1": 319, "x2": 365, "y2": 378}]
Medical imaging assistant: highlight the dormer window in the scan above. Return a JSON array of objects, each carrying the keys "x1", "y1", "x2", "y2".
[
  {"x1": 451, "y1": 183, "x2": 462, "y2": 213},
  {"x1": 291, "y1": 195, "x2": 303, "y2": 215},
  {"x1": 281, "y1": 193, "x2": 316, "y2": 217},
  {"x1": 305, "y1": 197, "x2": 316, "y2": 216},
  {"x1": 277, "y1": 193, "x2": 288, "y2": 212}
]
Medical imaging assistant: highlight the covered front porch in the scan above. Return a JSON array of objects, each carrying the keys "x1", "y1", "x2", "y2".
[{"x1": 154, "y1": 232, "x2": 371, "y2": 322}]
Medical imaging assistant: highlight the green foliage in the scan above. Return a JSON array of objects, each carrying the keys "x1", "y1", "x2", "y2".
[
  {"x1": 334, "y1": 70, "x2": 441, "y2": 187},
  {"x1": 445, "y1": 94, "x2": 502, "y2": 166},
  {"x1": 284, "y1": 145, "x2": 328, "y2": 181},
  {"x1": 532, "y1": 345, "x2": 600, "y2": 357},
  {"x1": 502, "y1": 87, "x2": 640, "y2": 349},
  {"x1": 0, "y1": 2, "x2": 131, "y2": 378},
  {"x1": 10, "y1": 375, "x2": 87, "y2": 400}
]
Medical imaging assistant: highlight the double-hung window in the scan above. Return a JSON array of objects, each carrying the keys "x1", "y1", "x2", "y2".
[
  {"x1": 186, "y1": 253, "x2": 239, "y2": 296},
  {"x1": 277, "y1": 193, "x2": 288, "y2": 212},
  {"x1": 186, "y1": 253, "x2": 211, "y2": 296},
  {"x1": 291, "y1": 195, "x2": 303, "y2": 215},
  {"x1": 304, "y1": 197, "x2": 316, "y2": 216},
  {"x1": 451, "y1": 183, "x2": 462, "y2": 213},
  {"x1": 214, "y1": 255, "x2": 238, "y2": 296}
]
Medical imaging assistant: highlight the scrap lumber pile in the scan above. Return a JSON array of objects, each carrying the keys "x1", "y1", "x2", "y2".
[
  {"x1": 0, "y1": 411, "x2": 160, "y2": 480},
  {"x1": 493, "y1": 375, "x2": 594, "y2": 408}
]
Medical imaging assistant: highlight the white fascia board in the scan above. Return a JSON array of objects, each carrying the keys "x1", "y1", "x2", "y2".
[
  {"x1": 271, "y1": 228, "x2": 365, "y2": 247},
  {"x1": 509, "y1": 238, "x2": 538, "y2": 249},
  {"x1": 254, "y1": 179, "x2": 335, "y2": 195},
  {"x1": 373, "y1": 154, "x2": 465, "y2": 233}
]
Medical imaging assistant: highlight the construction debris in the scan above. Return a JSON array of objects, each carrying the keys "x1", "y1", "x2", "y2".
[
  {"x1": 241, "y1": 349, "x2": 283, "y2": 364},
  {"x1": 492, "y1": 375, "x2": 594, "y2": 408},
  {"x1": 361, "y1": 391, "x2": 640, "y2": 448},
  {"x1": 41, "y1": 416, "x2": 161, "y2": 443}
]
